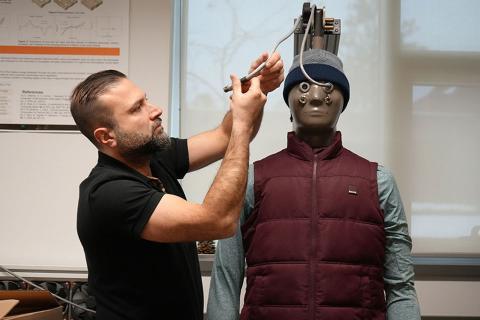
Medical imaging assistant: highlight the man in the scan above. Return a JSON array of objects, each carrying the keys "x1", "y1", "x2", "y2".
[
  {"x1": 208, "y1": 49, "x2": 421, "y2": 320},
  {"x1": 70, "y1": 52, "x2": 284, "y2": 320}
]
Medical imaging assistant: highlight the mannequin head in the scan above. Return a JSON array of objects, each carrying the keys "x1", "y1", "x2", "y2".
[{"x1": 283, "y1": 49, "x2": 350, "y2": 147}]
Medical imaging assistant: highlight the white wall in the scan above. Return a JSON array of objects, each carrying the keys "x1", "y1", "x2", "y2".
[
  {"x1": 0, "y1": 0, "x2": 172, "y2": 270},
  {"x1": 416, "y1": 281, "x2": 480, "y2": 317}
]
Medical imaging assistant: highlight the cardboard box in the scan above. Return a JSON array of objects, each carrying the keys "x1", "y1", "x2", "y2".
[{"x1": 0, "y1": 290, "x2": 63, "y2": 320}]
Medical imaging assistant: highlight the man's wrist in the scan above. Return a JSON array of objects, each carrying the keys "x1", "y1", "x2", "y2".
[{"x1": 231, "y1": 123, "x2": 254, "y2": 137}]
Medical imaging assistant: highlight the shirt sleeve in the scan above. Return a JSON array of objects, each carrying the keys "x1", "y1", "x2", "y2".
[
  {"x1": 378, "y1": 166, "x2": 421, "y2": 320},
  {"x1": 171, "y1": 137, "x2": 189, "y2": 178},
  {"x1": 207, "y1": 166, "x2": 254, "y2": 320},
  {"x1": 89, "y1": 178, "x2": 164, "y2": 239}
]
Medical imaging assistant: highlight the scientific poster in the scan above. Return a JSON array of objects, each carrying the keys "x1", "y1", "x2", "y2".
[{"x1": 0, "y1": 0, "x2": 129, "y2": 130}]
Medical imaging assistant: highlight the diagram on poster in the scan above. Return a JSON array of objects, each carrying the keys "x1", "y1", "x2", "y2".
[{"x1": 0, "y1": 0, "x2": 129, "y2": 129}]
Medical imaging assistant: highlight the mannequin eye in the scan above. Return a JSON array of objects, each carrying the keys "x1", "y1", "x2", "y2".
[
  {"x1": 299, "y1": 82, "x2": 310, "y2": 93},
  {"x1": 323, "y1": 82, "x2": 334, "y2": 93}
]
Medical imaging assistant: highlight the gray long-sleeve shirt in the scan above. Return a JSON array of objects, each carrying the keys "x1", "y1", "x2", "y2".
[{"x1": 207, "y1": 165, "x2": 421, "y2": 320}]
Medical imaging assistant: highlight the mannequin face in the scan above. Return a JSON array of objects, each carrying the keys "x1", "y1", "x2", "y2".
[{"x1": 288, "y1": 81, "x2": 344, "y2": 136}]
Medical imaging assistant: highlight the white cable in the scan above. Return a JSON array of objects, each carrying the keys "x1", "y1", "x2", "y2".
[
  {"x1": 223, "y1": 15, "x2": 302, "y2": 92},
  {"x1": 299, "y1": 4, "x2": 333, "y2": 91},
  {"x1": 0, "y1": 265, "x2": 96, "y2": 314}
]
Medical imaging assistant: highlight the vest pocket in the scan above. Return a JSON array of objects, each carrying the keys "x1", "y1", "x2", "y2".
[
  {"x1": 245, "y1": 268, "x2": 264, "y2": 306},
  {"x1": 365, "y1": 267, "x2": 386, "y2": 309}
]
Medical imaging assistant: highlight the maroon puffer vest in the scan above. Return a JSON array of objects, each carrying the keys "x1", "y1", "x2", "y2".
[{"x1": 241, "y1": 132, "x2": 386, "y2": 320}]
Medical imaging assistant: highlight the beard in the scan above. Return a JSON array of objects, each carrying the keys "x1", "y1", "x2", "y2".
[{"x1": 115, "y1": 122, "x2": 171, "y2": 158}]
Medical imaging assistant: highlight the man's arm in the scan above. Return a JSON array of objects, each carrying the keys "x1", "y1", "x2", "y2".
[
  {"x1": 378, "y1": 166, "x2": 421, "y2": 320},
  {"x1": 207, "y1": 167, "x2": 254, "y2": 320},
  {"x1": 187, "y1": 52, "x2": 284, "y2": 172},
  {"x1": 141, "y1": 76, "x2": 265, "y2": 243}
]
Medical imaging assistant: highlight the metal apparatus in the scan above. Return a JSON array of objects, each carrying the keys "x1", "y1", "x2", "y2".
[
  {"x1": 223, "y1": 2, "x2": 342, "y2": 93},
  {"x1": 294, "y1": 2, "x2": 341, "y2": 55}
]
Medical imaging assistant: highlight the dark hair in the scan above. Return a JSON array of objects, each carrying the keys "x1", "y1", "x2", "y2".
[{"x1": 70, "y1": 70, "x2": 126, "y2": 145}]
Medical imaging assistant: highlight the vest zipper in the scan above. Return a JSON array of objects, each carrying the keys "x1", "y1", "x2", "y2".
[{"x1": 310, "y1": 154, "x2": 318, "y2": 320}]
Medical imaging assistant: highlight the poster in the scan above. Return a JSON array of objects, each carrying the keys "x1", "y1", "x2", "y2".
[{"x1": 0, "y1": 0, "x2": 129, "y2": 130}]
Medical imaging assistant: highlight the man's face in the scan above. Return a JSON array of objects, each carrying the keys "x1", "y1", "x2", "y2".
[
  {"x1": 98, "y1": 78, "x2": 170, "y2": 156},
  {"x1": 288, "y1": 81, "x2": 344, "y2": 133}
]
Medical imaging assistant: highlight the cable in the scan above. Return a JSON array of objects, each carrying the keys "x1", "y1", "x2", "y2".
[
  {"x1": 223, "y1": 4, "x2": 333, "y2": 93},
  {"x1": 0, "y1": 265, "x2": 96, "y2": 314},
  {"x1": 223, "y1": 15, "x2": 303, "y2": 92},
  {"x1": 299, "y1": 4, "x2": 333, "y2": 91}
]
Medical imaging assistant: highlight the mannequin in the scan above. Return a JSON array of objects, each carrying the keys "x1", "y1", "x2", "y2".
[{"x1": 207, "y1": 49, "x2": 421, "y2": 320}]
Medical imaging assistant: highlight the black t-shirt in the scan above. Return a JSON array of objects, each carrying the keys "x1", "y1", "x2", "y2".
[{"x1": 77, "y1": 138, "x2": 203, "y2": 320}]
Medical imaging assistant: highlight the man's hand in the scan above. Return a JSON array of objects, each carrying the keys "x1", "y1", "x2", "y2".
[
  {"x1": 186, "y1": 60, "x2": 271, "y2": 173},
  {"x1": 231, "y1": 74, "x2": 266, "y2": 133},
  {"x1": 242, "y1": 52, "x2": 284, "y2": 95},
  {"x1": 142, "y1": 75, "x2": 267, "y2": 243}
]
